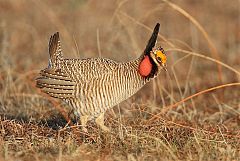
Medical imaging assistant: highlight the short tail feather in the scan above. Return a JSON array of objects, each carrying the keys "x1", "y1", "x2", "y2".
[{"x1": 48, "y1": 32, "x2": 63, "y2": 68}]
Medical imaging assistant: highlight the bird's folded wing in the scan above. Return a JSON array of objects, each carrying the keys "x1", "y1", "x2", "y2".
[{"x1": 36, "y1": 68, "x2": 76, "y2": 99}]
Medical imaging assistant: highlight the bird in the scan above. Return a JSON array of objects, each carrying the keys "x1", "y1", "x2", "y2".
[{"x1": 36, "y1": 23, "x2": 167, "y2": 132}]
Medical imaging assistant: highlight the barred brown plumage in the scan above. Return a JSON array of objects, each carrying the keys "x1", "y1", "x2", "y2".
[{"x1": 36, "y1": 23, "x2": 167, "y2": 132}]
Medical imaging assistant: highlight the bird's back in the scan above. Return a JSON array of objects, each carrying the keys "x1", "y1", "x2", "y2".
[{"x1": 61, "y1": 57, "x2": 118, "y2": 82}]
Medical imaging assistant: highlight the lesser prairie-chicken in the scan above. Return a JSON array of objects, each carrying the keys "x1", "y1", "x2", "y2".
[{"x1": 36, "y1": 23, "x2": 167, "y2": 132}]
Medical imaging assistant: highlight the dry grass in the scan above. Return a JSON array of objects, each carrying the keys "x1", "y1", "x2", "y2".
[{"x1": 0, "y1": 0, "x2": 240, "y2": 160}]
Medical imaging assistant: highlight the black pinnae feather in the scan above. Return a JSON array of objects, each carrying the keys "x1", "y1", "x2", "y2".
[{"x1": 143, "y1": 23, "x2": 160, "y2": 56}]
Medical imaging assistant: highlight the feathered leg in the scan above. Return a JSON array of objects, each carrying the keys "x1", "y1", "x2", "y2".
[
  {"x1": 95, "y1": 113, "x2": 110, "y2": 132},
  {"x1": 80, "y1": 115, "x2": 89, "y2": 132}
]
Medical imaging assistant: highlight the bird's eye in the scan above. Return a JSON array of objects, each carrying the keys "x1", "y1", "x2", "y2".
[
  {"x1": 156, "y1": 50, "x2": 166, "y2": 64},
  {"x1": 157, "y1": 57, "x2": 162, "y2": 62},
  {"x1": 153, "y1": 48, "x2": 167, "y2": 65}
]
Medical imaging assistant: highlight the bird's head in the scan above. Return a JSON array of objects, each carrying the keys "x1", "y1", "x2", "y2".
[{"x1": 149, "y1": 47, "x2": 167, "y2": 70}]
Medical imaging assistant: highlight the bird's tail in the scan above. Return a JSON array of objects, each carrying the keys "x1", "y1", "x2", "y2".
[
  {"x1": 48, "y1": 32, "x2": 63, "y2": 68},
  {"x1": 36, "y1": 32, "x2": 75, "y2": 98}
]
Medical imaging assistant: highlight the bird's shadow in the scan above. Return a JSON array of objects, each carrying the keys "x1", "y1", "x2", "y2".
[{"x1": 0, "y1": 112, "x2": 77, "y2": 130}]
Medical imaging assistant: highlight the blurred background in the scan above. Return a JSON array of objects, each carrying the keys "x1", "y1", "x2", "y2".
[
  {"x1": 0, "y1": 0, "x2": 239, "y2": 117},
  {"x1": 0, "y1": 0, "x2": 239, "y2": 160}
]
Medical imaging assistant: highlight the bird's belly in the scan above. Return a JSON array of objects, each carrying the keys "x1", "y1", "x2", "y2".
[{"x1": 70, "y1": 75, "x2": 143, "y2": 117}]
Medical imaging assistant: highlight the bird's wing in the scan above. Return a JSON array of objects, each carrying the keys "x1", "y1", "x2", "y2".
[{"x1": 36, "y1": 58, "x2": 119, "y2": 99}]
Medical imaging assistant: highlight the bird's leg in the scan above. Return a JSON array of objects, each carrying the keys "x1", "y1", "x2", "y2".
[
  {"x1": 80, "y1": 115, "x2": 89, "y2": 132},
  {"x1": 95, "y1": 113, "x2": 110, "y2": 132}
]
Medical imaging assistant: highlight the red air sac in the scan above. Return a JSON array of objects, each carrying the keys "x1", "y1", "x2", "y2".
[{"x1": 139, "y1": 55, "x2": 152, "y2": 77}]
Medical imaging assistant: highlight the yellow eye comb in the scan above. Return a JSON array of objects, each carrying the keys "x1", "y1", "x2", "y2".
[{"x1": 155, "y1": 49, "x2": 167, "y2": 64}]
